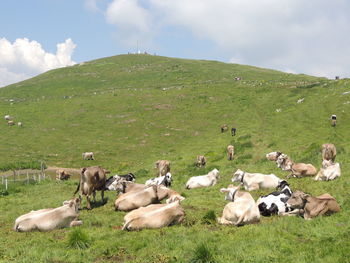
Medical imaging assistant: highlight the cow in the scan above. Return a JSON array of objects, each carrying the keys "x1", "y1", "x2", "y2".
[
  {"x1": 196, "y1": 155, "x2": 206, "y2": 167},
  {"x1": 4, "y1": 115, "x2": 11, "y2": 120},
  {"x1": 17, "y1": 122, "x2": 23, "y2": 127},
  {"x1": 227, "y1": 145, "x2": 234, "y2": 160},
  {"x1": 74, "y1": 166, "x2": 109, "y2": 209},
  {"x1": 277, "y1": 154, "x2": 317, "y2": 178},
  {"x1": 122, "y1": 201, "x2": 185, "y2": 231},
  {"x1": 82, "y1": 152, "x2": 94, "y2": 160},
  {"x1": 145, "y1": 172, "x2": 172, "y2": 187},
  {"x1": 185, "y1": 168, "x2": 220, "y2": 189},
  {"x1": 105, "y1": 173, "x2": 136, "y2": 191},
  {"x1": 286, "y1": 190, "x2": 340, "y2": 220},
  {"x1": 221, "y1": 124, "x2": 228, "y2": 133},
  {"x1": 155, "y1": 160, "x2": 170, "y2": 177},
  {"x1": 217, "y1": 184, "x2": 260, "y2": 226},
  {"x1": 7, "y1": 120, "x2": 15, "y2": 126},
  {"x1": 256, "y1": 180, "x2": 294, "y2": 216},
  {"x1": 14, "y1": 198, "x2": 82, "y2": 232},
  {"x1": 321, "y1": 143, "x2": 336, "y2": 162},
  {"x1": 156, "y1": 185, "x2": 185, "y2": 204},
  {"x1": 232, "y1": 169, "x2": 281, "y2": 191},
  {"x1": 331, "y1": 115, "x2": 336, "y2": 127},
  {"x1": 266, "y1": 151, "x2": 282, "y2": 162},
  {"x1": 231, "y1": 127, "x2": 236, "y2": 136},
  {"x1": 56, "y1": 169, "x2": 71, "y2": 181},
  {"x1": 314, "y1": 161, "x2": 341, "y2": 181}
]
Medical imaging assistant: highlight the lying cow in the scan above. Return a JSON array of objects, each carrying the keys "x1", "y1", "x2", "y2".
[
  {"x1": 56, "y1": 169, "x2": 71, "y2": 181},
  {"x1": 286, "y1": 190, "x2": 340, "y2": 220},
  {"x1": 7, "y1": 120, "x2": 15, "y2": 126},
  {"x1": 277, "y1": 154, "x2": 317, "y2": 178},
  {"x1": 185, "y1": 168, "x2": 220, "y2": 189},
  {"x1": 221, "y1": 124, "x2": 228, "y2": 133},
  {"x1": 196, "y1": 155, "x2": 206, "y2": 167},
  {"x1": 232, "y1": 169, "x2": 281, "y2": 191},
  {"x1": 256, "y1": 180, "x2": 294, "y2": 216},
  {"x1": 74, "y1": 166, "x2": 110, "y2": 209},
  {"x1": 227, "y1": 145, "x2": 234, "y2": 160},
  {"x1": 14, "y1": 198, "x2": 82, "y2": 232},
  {"x1": 314, "y1": 161, "x2": 341, "y2": 181},
  {"x1": 145, "y1": 172, "x2": 172, "y2": 187},
  {"x1": 155, "y1": 160, "x2": 170, "y2": 176},
  {"x1": 321, "y1": 143, "x2": 336, "y2": 162},
  {"x1": 105, "y1": 173, "x2": 136, "y2": 190},
  {"x1": 82, "y1": 152, "x2": 94, "y2": 160},
  {"x1": 217, "y1": 184, "x2": 260, "y2": 226},
  {"x1": 114, "y1": 181, "x2": 148, "y2": 194},
  {"x1": 122, "y1": 201, "x2": 185, "y2": 231}
]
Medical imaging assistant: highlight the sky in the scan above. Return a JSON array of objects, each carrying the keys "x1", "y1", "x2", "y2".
[{"x1": 1, "y1": 0, "x2": 350, "y2": 87}]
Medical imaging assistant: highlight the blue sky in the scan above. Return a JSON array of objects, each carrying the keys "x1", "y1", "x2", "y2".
[{"x1": 1, "y1": 0, "x2": 350, "y2": 86}]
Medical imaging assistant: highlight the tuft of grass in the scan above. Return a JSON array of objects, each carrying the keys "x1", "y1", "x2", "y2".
[
  {"x1": 190, "y1": 243, "x2": 216, "y2": 263},
  {"x1": 67, "y1": 228, "x2": 90, "y2": 250},
  {"x1": 201, "y1": 210, "x2": 216, "y2": 225}
]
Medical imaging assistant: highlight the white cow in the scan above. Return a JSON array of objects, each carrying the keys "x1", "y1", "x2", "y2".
[
  {"x1": 4, "y1": 115, "x2": 11, "y2": 120},
  {"x1": 82, "y1": 152, "x2": 94, "y2": 160},
  {"x1": 232, "y1": 169, "x2": 281, "y2": 191},
  {"x1": 314, "y1": 161, "x2": 341, "y2": 181},
  {"x1": 217, "y1": 184, "x2": 260, "y2": 226},
  {"x1": 14, "y1": 198, "x2": 82, "y2": 232},
  {"x1": 145, "y1": 172, "x2": 172, "y2": 187},
  {"x1": 185, "y1": 168, "x2": 219, "y2": 189}
]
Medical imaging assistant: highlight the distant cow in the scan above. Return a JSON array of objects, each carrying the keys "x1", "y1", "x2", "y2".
[
  {"x1": 287, "y1": 190, "x2": 340, "y2": 220},
  {"x1": 196, "y1": 155, "x2": 206, "y2": 167},
  {"x1": 231, "y1": 127, "x2": 236, "y2": 136},
  {"x1": 82, "y1": 152, "x2": 94, "y2": 160},
  {"x1": 227, "y1": 145, "x2": 234, "y2": 160},
  {"x1": 221, "y1": 124, "x2": 228, "y2": 133},
  {"x1": 17, "y1": 122, "x2": 23, "y2": 127},
  {"x1": 331, "y1": 115, "x2": 336, "y2": 127},
  {"x1": 321, "y1": 143, "x2": 336, "y2": 162},
  {"x1": 4, "y1": 115, "x2": 11, "y2": 120},
  {"x1": 155, "y1": 160, "x2": 170, "y2": 176},
  {"x1": 74, "y1": 166, "x2": 110, "y2": 209},
  {"x1": 14, "y1": 198, "x2": 82, "y2": 232},
  {"x1": 186, "y1": 168, "x2": 219, "y2": 189},
  {"x1": 105, "y1": 173, "x2": 136, "y2": 191},
  {"x1": 56, "y1": 169, "x2": 71, "y2": 181},
  {"x1": 7, "y1": 120, "x2": 15, "y2": 126}
]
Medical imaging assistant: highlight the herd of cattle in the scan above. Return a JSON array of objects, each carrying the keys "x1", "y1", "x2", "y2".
[{"x1": 13, "y1": 142, "x2": 341, "y2": 232}]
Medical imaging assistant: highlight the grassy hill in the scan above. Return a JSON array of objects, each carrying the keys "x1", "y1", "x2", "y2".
[{"x1": 0, "y1": 54, "x2": 350, "y2": 263}]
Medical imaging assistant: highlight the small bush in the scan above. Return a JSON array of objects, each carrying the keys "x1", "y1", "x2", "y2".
[
  {"x1": 67, "y1": 228, "x2": 90, "y2": 249},
  {"x1": 0, "y1": 189, "x2": 9, "y2": 196},
  {"x1": 190, "y1": 243, "x2": 216, "y2": 263},
  {"x1": 201, "y1": 210, "x2": 216, "y2": 225}
]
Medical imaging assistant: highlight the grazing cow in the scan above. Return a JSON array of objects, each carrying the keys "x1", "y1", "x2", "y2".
[
  {"x1": 231, "y1": 127, "x2": 236, "y2": 136},
  {"x1": 56, "y1": 169, "x2": 71, "y2": 181},
  {"x1": 196, "y1": 155, "x2": 206, "y2": 167},
  {"x1": 321, "y1": 143, "x2": 336, "y2": 162},
  {"x1": 122, "y1": 201, "x2": 185, "y2": 231},
  {"x1": 277, "y1": 154, "x2": 317, "y2": 178},
  {"x1": 4, "y1": 115, "x2": 11, "y2": 120},
  {"x1": 266, "y1": 151, "x2": 282, "y2": 162},
  {"x1": 314, "y1": 161, "x2": 341, "y2": 181},
  {"x1": 7, "y1": 120, "x2": 15, "y2": 126},
  {"x1": 221, "y1": 124, "x2": 228, "y2": 133},
  {"x1": 14, "y1": 198, "x2": 82, "y2": 232},
  {"x1": 17, "y1": 122, "x2": 23, "y2": 127},
  {"x1": 105, "y1": 173, "x2": 136, "y2": 191},
  {"x1": 155, "y1": 160, "x2": 170, "y2": 176},
  {"x1": 256, "y1": 180, "x2": 294, "y2": 216},
  {"x1": 217, "y1": 184, "x2": 260, "y2": 226},
  {"x1": 286, "y1": 190, "x2": 340, "y2": 220},
  {"x1": 82, "y1": 152, "x2": 94, "y2": 160},
  {"x1": 232, "y1": 169, "x2": 281, "y2": 191},
  {"x1": 185, "y1": 168, "x2": 220, "y2": 189},
  {"x1": 145, "y1": 172, "x2": 172, "y2": 187},
  {"x1": 227, "y1": 145, "x2": 234, "y2": 160},
  {"x1": 74, "y1": 166, "x2": 109, "y2": 209},
  {"x1": 331, "y1": 114, "x2": 337, "y2": 127},
  {"x1": 234, "y1": 77, "x2": 241, "y2": 81}
]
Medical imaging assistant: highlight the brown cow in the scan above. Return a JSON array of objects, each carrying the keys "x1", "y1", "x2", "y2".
[
  {"x1": 286, "y1": 190, "x2": 340, "y2": 220},
  {"x1": 56, "y1": 169, "x2": 71, "y2": 181},
  {"x1": 155, "y1": 160, "x2": 170, "y2": 176},
  {"x1": 321, "y1": 143, "x2": 336, "y2": 162},
  {"x1": 221, "y1": 124, "x2": 228, "y2": 133},
  {"x1": 74, "y1": 166, "x2": 110, "y2": 209},
  {"x1": 196, "y1": 155, "x2": 206, "y2": 167},
  {"x1": 227, "y1": 145, "x2": 234, "y2": 160}
]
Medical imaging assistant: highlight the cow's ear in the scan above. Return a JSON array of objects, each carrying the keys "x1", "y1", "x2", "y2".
[
  {"x1": 220, "y1": 188, "x2": 229, "y2": 193},
  {"x1": 63, "y1": 200, "x2": 70, "y2": 205}
]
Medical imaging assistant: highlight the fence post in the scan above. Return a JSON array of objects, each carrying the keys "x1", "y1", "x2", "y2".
[
  {"x1": 38, "y1": 173, "x2": 41, "y2": 183},
  {"x1": 13, "y1": 170, "x2": 16, "y2": 182},
  {"x1": 5, "y1": 179, "x2": 8, "y2": 191},
  {"x1": 27, "y1": 172, "x2": 29, "y2": 184}
]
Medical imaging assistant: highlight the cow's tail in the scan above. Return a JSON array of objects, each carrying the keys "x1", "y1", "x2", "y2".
[{"x1": 74, "y1": 168, "x2": 85, "y2": 196}]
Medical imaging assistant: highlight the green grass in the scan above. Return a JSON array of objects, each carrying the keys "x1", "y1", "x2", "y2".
[{"x1": 0, "y1": 54, "x2": 350, "y2": 262}]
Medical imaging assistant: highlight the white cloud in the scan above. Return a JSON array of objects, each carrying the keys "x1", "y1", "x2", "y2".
[{"x1": 0, "y1": 38, "x2": 76, "y2": 87}]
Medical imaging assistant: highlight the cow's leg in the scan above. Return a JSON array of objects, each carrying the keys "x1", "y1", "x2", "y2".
[
  {"x1": 92, "y1": 191, "x2": 96, "y2": 202},
  {"x1": 86, "y1": 195, "x2": 91, "y2": 210},
  {"x1": 247, "y1": 183, "x2": 259, "y2": 191},
  {"x1": 101, "y1": 190, "x2": 105, "y2": 203},
  {"x1": 280, "y1": 209, "x2": 302, "y2": 216},
  {"x1": 70, "y1": 220, "x2": 83, "y2": 227}
]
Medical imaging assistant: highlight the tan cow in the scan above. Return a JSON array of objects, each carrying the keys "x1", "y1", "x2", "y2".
[
  {"x1": 74, "y1": 166, "x2": 109, "y2": 209},
  {"x1": 265, "y1": 151, "x2": 282, "y2": 161},
  {"x1": 286, "y1": 190, "x2": 340, "y2": 220},
  {"x1": 277, "y1": 154, "x2": 317, "y2": 178},
  {"x1": 82, "y1": 152, "x2": 94, "y2": 160},
  {"x1": 7, "y1": 120, "x2": 15, "y2": 126},
  {"x1": 155, "y1": 160, "x2": 170, "y2": 176},
  {"x1": 14, "y1": 198, "x2": 82, "y2": 232},
  {"x1": 227, "y1": 145, "x2": 234, "y2": 160},
  {"x1": 196, "y1": 155, "x2": 206, "y2": 167},
  {"x1": 122, "y1": 201, "x2": 185, "y2": 231},
  {"x1": 321, "y1": 143, "x2": 336, "y2": 162},
  {"x1": 56, "y1": 169, "x2": 71, "y2": 181},
  {"x1": 217, "y1": 184, "x2": 260, "y2": 226}
]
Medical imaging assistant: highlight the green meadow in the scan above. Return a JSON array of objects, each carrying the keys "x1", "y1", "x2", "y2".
[{"x1": 0, "y1": 55, "x2": 349, "y2": 263}]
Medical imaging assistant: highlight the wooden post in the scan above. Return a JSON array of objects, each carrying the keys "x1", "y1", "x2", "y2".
[
  {"x1": 13, "y1": 170, "x2": 16, "y2": 182},
  {"x1": 5, "y1": 179, "x2": 8, "y2": 190},
  {"x1": 38, "y1": 172, "x2": 41, "y2": 183},
  {"x1": 27, "y1": 172, "x2": 29, "y2": 184}
]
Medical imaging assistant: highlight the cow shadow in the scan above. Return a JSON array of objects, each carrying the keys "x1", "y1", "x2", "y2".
[{"x1": 81, "y1": 197, "x2": 109, "y2": 210}]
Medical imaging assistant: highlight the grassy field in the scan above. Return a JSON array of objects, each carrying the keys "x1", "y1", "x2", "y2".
[{"x1": 0, "y1": 54, "x2": 349, "y2": 263}]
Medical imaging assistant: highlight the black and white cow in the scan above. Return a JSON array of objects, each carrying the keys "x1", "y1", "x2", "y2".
[
  {"x1": 145, "y1": 172, "x2": 172, "y2": 187},
  {"x1": 256, "y1": 180, "x2": 294, "y2": 216},
  {"x1": 231, "y1": 127, "x2": 236, "y2": 136},
  {"x1": 105, "y1": 173, "x2": 136, "y2": 190}
]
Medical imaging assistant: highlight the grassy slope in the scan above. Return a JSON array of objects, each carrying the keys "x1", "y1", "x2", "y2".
[{"x1": 0, "y1": 55, "x2": 350, "y2": 263}]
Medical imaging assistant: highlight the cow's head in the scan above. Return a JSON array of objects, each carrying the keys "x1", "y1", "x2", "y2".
[
  {"x1": 277, "y1": 180, "x2": 289, "y2": 190},
  {"x1": 220, "y1": 184, "x2": 239, "y2": 201},
  {"x1": 286, "y1": 190, "x2": 309, "y2": 209},
  {"x1": 232, "y1": 169, "x2": 244, "y2": 182},
  {"x1": 209, "y1": 168, "x2": 219, "y2": 178},
  {"x1": 63, "y1": 197, "x2": 81, "y2": 212},
  {"x1": 322, "y1": 159, "x2": 333, "y2": 169},
  {"x1": 266, "y1": 151, "x2": 282, "y2": 161}
]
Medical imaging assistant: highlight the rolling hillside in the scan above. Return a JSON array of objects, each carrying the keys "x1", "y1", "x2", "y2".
[{"x1": 1, "y1": 54, "x2": 349, "y2": 263}]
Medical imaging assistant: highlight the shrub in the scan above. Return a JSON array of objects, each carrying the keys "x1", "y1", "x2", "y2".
[
  {"x1": 190, "y1": 243, "x2": 216, "y2": 263},
  {"x1": 67, "y1": 228, "x2": 90, "y2": 249}
]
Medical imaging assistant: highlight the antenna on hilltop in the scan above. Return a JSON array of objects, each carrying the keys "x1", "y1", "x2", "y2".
[{"x1": 137, "y1": 40, "x2": 140, "y2": 54}]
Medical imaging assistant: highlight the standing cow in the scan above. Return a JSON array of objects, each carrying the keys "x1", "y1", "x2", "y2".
[
  {"x1": 227, "y1": 145, "x2": 234, "y2": 160},
  {"x1": 321, "y1": 143, "x2": 336, "y2": 162},
  {"x1": 221, "y1": 124, "x2": 228, "y2": 133},
  {"x1": 196, "y1": 155, "x2": 206, "y2": 167},
  {"x1": 74, "y1": 166, "x2": 110, "y2": 209},
  {"x1": 82, "y1": 152, "x2": 94, "y2": 160},
  {"x1": 231, "y1": 127, "x2": 236, "y2": 136},
  {"x1": 155, "y1": 160, "x2": 170, "y2": 176}
]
